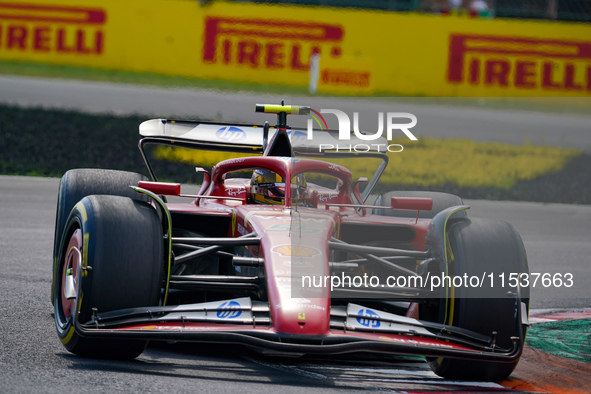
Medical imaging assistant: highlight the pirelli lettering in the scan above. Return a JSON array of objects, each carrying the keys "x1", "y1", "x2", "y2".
[
  {"x1": 1, "y1": 1, "x2": 589, "y2": 97},
  {"x1": 203, "y1": 16, "x2": 344, "y2": 71},
  {"x1": 448, "y1": 34, "x2": 591, "y2": 92},
  {"x1": 0, "y1": 2, "x2": 105, "y2": 55}
]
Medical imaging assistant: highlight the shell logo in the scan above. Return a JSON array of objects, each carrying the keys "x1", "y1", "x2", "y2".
[{"x1": 272, "y1": 244, "x2": 321, "y2": 257}]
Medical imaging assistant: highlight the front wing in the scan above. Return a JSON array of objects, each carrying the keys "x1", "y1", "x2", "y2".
[{"x1": 74, "y1": 297, "x2": 525, "y2": 362}]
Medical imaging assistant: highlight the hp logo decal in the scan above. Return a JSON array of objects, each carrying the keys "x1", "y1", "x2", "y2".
[
  {"x1": 216, "y1": 301, "x2": 242, "y2": 319},
  {"x1": 216, "y1": 126, "x2": 246, "y2": 142},
  {"x1": 356, "y1": 309, "x2": 380, "y2": 328}
]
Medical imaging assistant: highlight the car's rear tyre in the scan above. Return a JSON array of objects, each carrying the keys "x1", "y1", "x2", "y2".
[
  {"x1": 52, "y1": 169, "x2": 148, "y2": 303},
  {"x1": 373, "y1": 191, "x2": 465, "y2": 219},
  {"x1": 426, "y1": 217, "x2": 529, "y2": 381},
  {"x1": 54, "y1": 195, "x2": 163, "y2": 359}
]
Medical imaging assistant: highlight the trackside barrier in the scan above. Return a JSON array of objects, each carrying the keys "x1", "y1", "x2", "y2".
[{"x1": 0, "y1": 0, "x2": 590, "y2": 97}]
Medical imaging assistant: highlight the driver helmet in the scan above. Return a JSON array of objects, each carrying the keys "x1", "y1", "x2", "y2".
[{"x1": 250, "y1": 169, "x2": 307, "y2": 205}]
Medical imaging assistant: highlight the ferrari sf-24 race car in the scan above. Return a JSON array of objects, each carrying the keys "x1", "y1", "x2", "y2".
[{"x1": 51, "y1": 103, "x2": 529, "y2": 382}]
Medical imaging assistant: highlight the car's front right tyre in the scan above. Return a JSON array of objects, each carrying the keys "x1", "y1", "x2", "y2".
[
  {"x1": 54, "y1": 195, "x2": 163, "y2": 359},
  {"x1": 52, "y1": 169, "x2": 149, "y2": 304}
]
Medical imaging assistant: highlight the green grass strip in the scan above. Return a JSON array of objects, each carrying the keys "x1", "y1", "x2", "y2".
[
  {"x1": 527, "y1": 319, "x2": 591, "y2": 363},
  {"x1": 0, "y1": 104, "x2": 586, "y2": 202}
]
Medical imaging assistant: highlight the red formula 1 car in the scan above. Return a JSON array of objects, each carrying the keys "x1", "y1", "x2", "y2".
[{"x1": 51, "y1": 103, "x2": 529, "y2": 382}]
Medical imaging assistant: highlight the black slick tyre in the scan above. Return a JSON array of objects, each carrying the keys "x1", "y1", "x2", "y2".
[
  {"x1": 427, "y1": 217, "x2": 529, "y2": 381},
  {"x1": 52, "y1": 169, "x2": 148, "y2": 302},
  {"x1": 54, "y1": 195, "x2": 163, "y2": 359}
]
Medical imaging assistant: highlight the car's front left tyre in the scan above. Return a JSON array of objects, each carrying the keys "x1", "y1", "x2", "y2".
[
  {"x1": 425, "y1": 217, "x2": 529, "y2": 381},
  {"x1": 54, "y1": 195, "x2": 163, "y2": 359}
]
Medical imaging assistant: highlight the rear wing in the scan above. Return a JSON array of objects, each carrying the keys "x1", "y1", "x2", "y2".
[
  {"x1": 139, "y1": 119, "x2": 388, "y2": 202},
  {"x1": 140, "y1": 119, "x2": 264, "y2": 152},
  {"x1": 139, "y1": 119, "x2": 389, "y2": 155}
]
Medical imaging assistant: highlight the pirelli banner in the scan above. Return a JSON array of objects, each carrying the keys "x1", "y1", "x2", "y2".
[{"x1": 1, "y1": 0, "x2": 590, "y2": 97}]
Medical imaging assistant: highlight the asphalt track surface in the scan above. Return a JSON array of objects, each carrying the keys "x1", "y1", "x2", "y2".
[
  {"x1": 1, "y1": 76, "x2": 590, "y2": 391},
  {"x1": 1, "y1": 175, "x2": 590, "y2": 392},
  {"x1": 1, "y1": 75, "x2": 590, "y2": 151}
]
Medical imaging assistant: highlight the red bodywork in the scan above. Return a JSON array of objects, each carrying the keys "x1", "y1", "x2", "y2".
[
  {"x1": 54, "y1": 113, "x2": 525, "y2": 374},
  {"x1": 134, "y1": 155, "x2": 433, "y2": 340}
]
